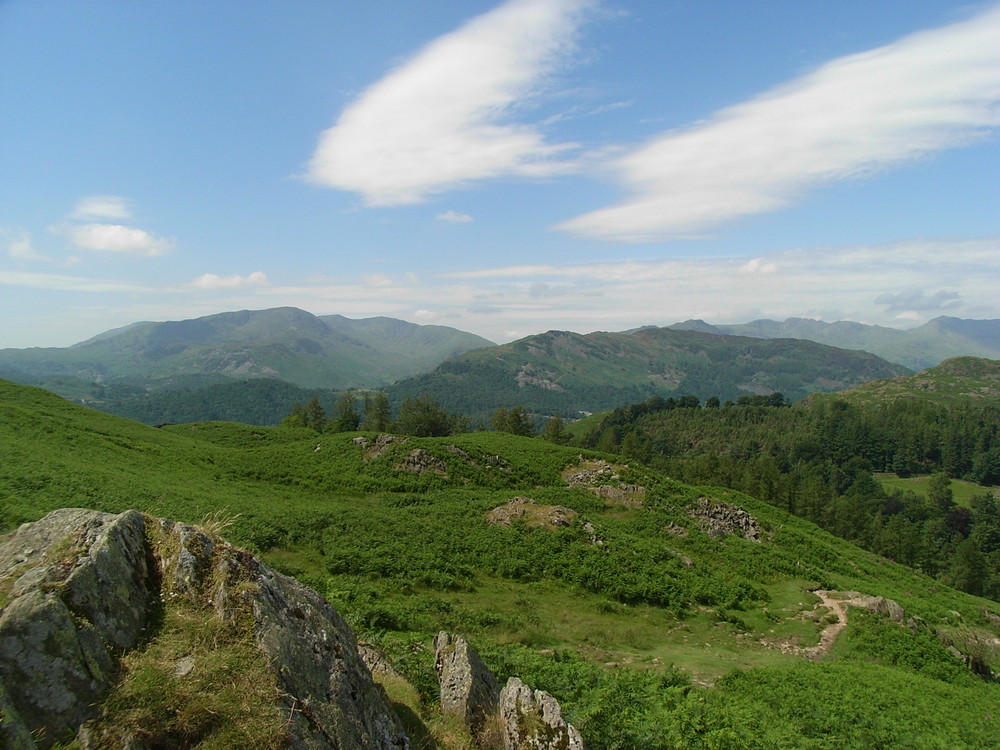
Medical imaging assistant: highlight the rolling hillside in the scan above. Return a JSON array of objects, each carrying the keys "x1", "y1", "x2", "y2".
[
  {"x1": 669, "y1": 315, "x2": 1000, "y2": 370},
  {"x1": 388, "y1": 326, "x2": 911, "y2": 421},
  {"x1": 1, "y1": 378, "x2": 998, "y2": 748},
  {"x1": 0, "y1": 307, "x2": 494, "y2": 391},
  {"x1": 832, "y1": 356, "x2": 1000, "y2": 406}
]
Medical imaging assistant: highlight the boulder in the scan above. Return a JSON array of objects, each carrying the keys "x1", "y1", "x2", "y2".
[
  {"x1": 0, "y1": 509, "x2": 153, "y2": 747},
  {"x1": 0, "y1": 509, "x2": 410, "y2": 749},
  {"x1": 498, "y1": 677, "x2": 583, "y2": 750},
  {"x1": 433, "y1": 631, "x2": 500, "y2": 734}
]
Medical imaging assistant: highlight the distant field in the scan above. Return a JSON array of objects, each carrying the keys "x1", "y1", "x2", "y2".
[{"x1": 876, "y1": 474, "x2": 998, "y2": 508}]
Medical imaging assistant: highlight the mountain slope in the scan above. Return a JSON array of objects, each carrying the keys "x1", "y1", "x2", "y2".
[
  {"x1": 832, "y1": 356, "x2": 1000, "y2": 406},
  {"x1": 0, "y1": 307, "x2": 494, "y2": 390},
  {"x1": 669, "y1": 316, "x2": 1000, "y2": 370},
  {"x1": 388, "y1": 327, "x2": 911, "y2": 420}
]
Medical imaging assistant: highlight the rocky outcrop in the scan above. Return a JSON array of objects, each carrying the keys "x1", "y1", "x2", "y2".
[
  {"x1": 354, "y1": 433, "x2": 409, "y2": 461},
  {"x1": 0, "y1": 509, "x2": 154, "y2": 749},
  {"x1": 851, "y1": 594, "x2": 907, "y2": 624},
  {"x1": 688, "y1": 497, "x2": 761, "y2": 542},
  {"x1": 499, "y1": 677, "x2": 584, "y2": 750},
  {"x1": 486, "y1": 498, "x2": 578, "y2": 529},
  {"x1": 433, "y1": 632, "x2": 583, "y2": 749},
  {"x1": 397, "y1": 448, "x2": 448, "y2": 476},
  {"x1": 563, "y1": 459, "x2": 646, "y2": 508},
  {"x1": 433, "y1": 631, "x2": 500, "y2": 735},
  {"x1": 0, "y1": 509, "x2": 409, "y2": 749}
]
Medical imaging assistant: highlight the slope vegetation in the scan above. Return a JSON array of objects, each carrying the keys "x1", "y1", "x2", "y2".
[{"x1": 1, "y1": 379, "x2": 998, "y2": 747}]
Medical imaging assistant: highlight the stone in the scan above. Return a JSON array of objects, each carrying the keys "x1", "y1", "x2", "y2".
[
  {"x1": 485, "y1": 498, "x2": 578, "y2": 530},
  {"x1": 498, "y1": 676, "x2": 584, "y2": 750},
  {"x1": 397, "y1": 448, "x2": 447, "y2": 476},
  {"x1": 358, "y1": 642, "x2": 401, "y2": 679},
  {"x1": 0, "y1": 509, "x2": 153, "y2": 747},
  {"x1": 0, "y1": 509, "x2": 411, "y2": 749},
  {"x1": 688, "y1": 497, "x2": 761, "y2": 542},
  {"x1": 434, "y1": 631, "x2": 500, "y2": 734}
]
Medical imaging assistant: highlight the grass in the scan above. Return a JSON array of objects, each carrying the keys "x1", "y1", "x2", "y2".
[
  {"x1": 877, "y1": 473, "x2": 999, "y2": 508},
  {"x1": 4, "y1": 379, "x2": 1000, "y2": 748}
]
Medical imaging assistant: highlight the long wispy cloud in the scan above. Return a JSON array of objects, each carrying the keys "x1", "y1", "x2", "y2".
[
  {"x1": 71, "y1": 195, "x2": 132, "y2": 221},
  {"x1": 189, "y1": 271, "x2": 269, "y2": 290},
  {"x1": 0, "y1": 269, "x2": 152, "y2": 293},
  {"x1": 306, "y1": 0, "x2": 592, "y2": 205},
  {"x1": 553, "y1": 4, "x2": 1000, "y2": 241}
]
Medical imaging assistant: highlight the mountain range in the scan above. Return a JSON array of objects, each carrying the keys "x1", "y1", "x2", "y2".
[
  {"x1": 387, "y1": 326, "x2": 910, "y2": 421},
  {"x1": 668, "y1": 316, "x2": 1000, "y2": 371},
  {"x1": 2, "y1": 307, "x2": 999, "y2": 426},
  {"x1": 0, "y1": 306, "x2": 494, "y2": 391}
]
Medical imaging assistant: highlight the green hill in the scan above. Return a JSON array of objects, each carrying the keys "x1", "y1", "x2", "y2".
[
  {"x1": 0, "y1": 307, "x2": 494, "y2": 391},
  {"x1": 1, "y1": 378, "x2": 998, "y2": 747},
  {"x1": 669, "y1": 315, "x2": 1000, "y2": 370},
  {"x1": 388, "y1": 327, "x2": 910, "y2": 422},
  {"x1": 832, "y1": 356, "x2": 1000, "y2": 406}
]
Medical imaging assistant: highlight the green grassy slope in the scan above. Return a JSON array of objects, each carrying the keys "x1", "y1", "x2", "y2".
[
  {"x1": 832, "y1": 356, "x2": 1000, "y2": 406},
  {"x1": 1, "y1": 379, "x2": 998, "y2": 748}
]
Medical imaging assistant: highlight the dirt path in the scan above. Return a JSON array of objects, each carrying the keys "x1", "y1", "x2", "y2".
[{"x1": 801, "y1": 590, "x2": 850, "y2": 660}]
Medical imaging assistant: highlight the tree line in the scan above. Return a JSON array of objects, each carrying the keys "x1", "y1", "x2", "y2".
[{"x1": 581, "y1": 395, "x2": 1000, "y2": 600}]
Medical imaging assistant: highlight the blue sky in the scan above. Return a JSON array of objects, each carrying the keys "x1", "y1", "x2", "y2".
[{"x1": 2, "y1": 0, "x2": 998, "y2": 348}]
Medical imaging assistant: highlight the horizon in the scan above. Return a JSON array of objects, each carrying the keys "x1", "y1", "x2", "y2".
[
  {"x1": 2, "y1": 1, "x2": 998, "y2": 348},
  {"x1": 34, "y1": 305, "x2": 983, "y2": 353}
]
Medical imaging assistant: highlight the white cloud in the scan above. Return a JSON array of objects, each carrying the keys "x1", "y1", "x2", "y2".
[
  {"x1": 4, "y1": 230, "x2": 47, "y2": 261},
  {"x1": 436, "y1": 210, "x2": 474, "y2": 223},
  {"x1": 556, "y1": 4, "x2": 1000, "y2": 241},
  {"x1": 0, "y1": 269, "x2": 152, "y2": 293},
  {"x1": 189, "y1": 271, "x2": 269, "y2": 289},
  {"x1": 71, "y1": 195, "x2": 132, "y2": 220},
  {"x1": 62, "y1": 223, "x2": 174, "y2": 256},
  {"x1": 363, "y1": 273, "x2": 396, "y2": 287},
  {"x1": 306, "y1": 0, "x2": 592, "y2": 205},
  {"x1": 739, "y1": 258, "x2": 778, "y2": 275}
]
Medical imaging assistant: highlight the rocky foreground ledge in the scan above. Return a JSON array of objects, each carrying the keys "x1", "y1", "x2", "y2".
[
  {"x1": 0, "y1": 508, "x2": 408, "y2": 749},
  {"x1": 0, "y1": 509, "x2": 583, "y2": 749}
]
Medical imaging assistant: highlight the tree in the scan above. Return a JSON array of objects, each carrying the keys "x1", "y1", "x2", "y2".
[
  {"x1": 540, "y1": 416, "x2": 569, "y2": 445},
  {"x1": 491, "y1": 406, "x2": 534, "y2": 437},
  {"x1": 927, "y1": 472, "x2": 955, "y2": 516},
  {"x1": 395, "y1": 395, "x2": 454, "y2": 437},
  {"x1": 304, "y1": 397, "x2": 326, "y2": 433},
  {"x1": 330, "y1": 392, "x2": 361, "y2": 432},
  {"x1": 363, "y1": 392, "x2": 392, "y2": 432},
  {"x1": 282, "y1": 401, "x2": 307, "y2": 428}
]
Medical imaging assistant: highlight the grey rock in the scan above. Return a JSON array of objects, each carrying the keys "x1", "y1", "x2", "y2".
[
  {"x1": 498, "y1": 677, "x2": 583, "y2": 750},
  {"x1": 0, "y1": 509, "x2": 153, "y2": 748},
  {"x1": 359, "y1": 642, "x2": 401, "y2": 679},
  {"x1": 688, "y1": 497, "x2": 762, "y2": 542},
  {"x1": 434, "y1": 631, "x2": 500, "y2": 734},
  {"x1": 1, "y1": 510, "x2": 410, "y2": 749},
  {"x1": 157, "y1": 517, "x2": 411, "y2": 749}
]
